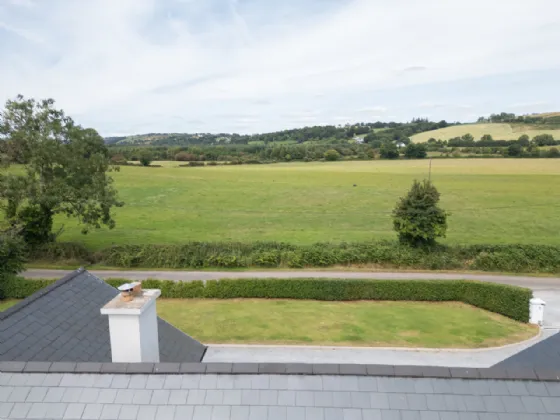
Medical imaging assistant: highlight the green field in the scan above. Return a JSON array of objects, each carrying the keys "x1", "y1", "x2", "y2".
[
  {"x1": 411, "y1": 123, "x2": 560, "y2": 142},
  {"x1": 54, "y1": 159, "x2": 560, "y2": 249},
  {"x1": 157, "y1": 299, "x2": 535, "y2": 348}
]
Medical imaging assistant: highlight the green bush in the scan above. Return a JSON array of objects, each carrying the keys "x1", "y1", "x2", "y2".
[
  {"x1": 324, "y1": 149, "x2": 340, "y2": 161},
  {"x1": 29, "y1": 241, "x2": 560, "y2": 274},
  {"x1": 30, "y1": 241, "x2": 94, "y2": 263},
  {"x1": 1, "y1": 276, "x2": 56, "y2": 299},
  {"x1": 3, "y1": 277, "x2": 532, "y2": 322}
]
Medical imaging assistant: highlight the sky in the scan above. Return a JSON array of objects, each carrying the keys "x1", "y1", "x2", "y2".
[{"x1": 1, "y1": 0, "x2": 559, "y2": 136}]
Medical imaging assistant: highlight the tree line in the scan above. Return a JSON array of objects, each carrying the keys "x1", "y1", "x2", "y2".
[{"x1": 106, "y1": 119, "x2": 458, "y2": 147}]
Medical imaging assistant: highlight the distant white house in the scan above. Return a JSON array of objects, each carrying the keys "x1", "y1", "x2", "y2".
[
  {"x1": 396, "y1": 142, "x2": 406, "y2": 148},
  {"x1": 353, "y1": 136, "x2": 365, "y2": 144}
]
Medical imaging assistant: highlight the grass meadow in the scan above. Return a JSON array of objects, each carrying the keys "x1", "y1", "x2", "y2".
[
  {"x1": 52, "y1": 159, "x2": 560, "y2": 249},
  {"x1": 411, "y1": 123, "x2": 560, "y2": 142}
]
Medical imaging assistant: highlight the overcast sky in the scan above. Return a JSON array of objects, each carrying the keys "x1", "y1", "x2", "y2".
[{"x1": 1, "y1": 0, "x2": 559, "y2": 136}]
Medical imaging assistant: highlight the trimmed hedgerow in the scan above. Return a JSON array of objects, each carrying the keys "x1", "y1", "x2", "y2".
[
  {"x1": 1, "y1": 276, "x2": 56, "y2": 299},
  {"x1": 30, "y1": 241, "x2": 560, "y2": 273},
  {"x1": 2, "y1": 277, "x2": 531, "y2": 322}
]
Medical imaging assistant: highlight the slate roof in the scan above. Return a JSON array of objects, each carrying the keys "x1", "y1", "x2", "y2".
[
  {"x1": 494, "y1": 332, "x2": 560, "y2": 370},
  {"x1": 0, "y1": 269, "x2": 206, "y2": 363},
  {"x1": 1, "y1": 372, "x2": 560, "y2": 420}
]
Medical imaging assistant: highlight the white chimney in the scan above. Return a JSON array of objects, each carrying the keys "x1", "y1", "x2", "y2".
[{"x1": 100, "y1": 284, "x2": 161, "y2": 363}]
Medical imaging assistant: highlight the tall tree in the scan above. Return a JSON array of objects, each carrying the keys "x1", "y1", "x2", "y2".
[
  {"x1": 392, "y1": 180, "x2": 449, "y2": 246},
  {"x1": 0, "y1": 96, "x2": 123, "y2": 245}
]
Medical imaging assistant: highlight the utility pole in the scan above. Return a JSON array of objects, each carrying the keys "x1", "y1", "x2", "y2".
[{"x1": 428, "y1": 158, "x2": 433, "y2": 182}]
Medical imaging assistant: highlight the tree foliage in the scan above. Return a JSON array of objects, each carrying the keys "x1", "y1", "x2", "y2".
[
  {"x1": 392, "y1": 180, "x2": 449, "y2": 246},
  {"x1": 507, "y1": 143, "x2": 522, "y2": 157},
  {"x1": 323, "y1": 149, "x2": 340, "y2": 161},
  {"x1": 403, "y1": 143, "x2": 427, "y2": 159},
  {"x1": 0, "y1": 96, "x2": 123, "y2": 245},
  {"x1": 533, "y1": 134, "x2": 555, "y2": 146},
  {"x1": 139, "y1": 150, "x2": 153, "y2": 166},
  {"x1": 380, "y1": 142, "x2": 399, "y2": 159},
  {"x1": 0, "y1": 230, "x2": 26, "y2": 299}
]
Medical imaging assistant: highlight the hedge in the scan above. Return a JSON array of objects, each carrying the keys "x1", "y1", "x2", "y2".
[
  {"x1": 1, "y1": 276, "x2": 532, "y2": 322},
  {"x1": 30, "y1": 241, "x2": 560, "y2": 274}
]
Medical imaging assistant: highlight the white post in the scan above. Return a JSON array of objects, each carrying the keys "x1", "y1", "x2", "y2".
[
  {"x1": 101, "y1": 289, "x2": 161, "y2": 363},
  {"x1": 529, "y1": 297, "x2": 546, "y2": 326}
]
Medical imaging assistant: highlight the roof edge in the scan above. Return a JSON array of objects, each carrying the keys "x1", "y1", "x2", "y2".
[
  {"x1": 0, "y1": 361, "x2": 557, "y2": 381},
  {"x1": 0, "y1": 268, "x2": 86, "y2": 321}
]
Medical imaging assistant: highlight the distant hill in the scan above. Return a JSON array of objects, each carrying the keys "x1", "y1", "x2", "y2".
[
  {"x1": 411, "y1": 112, "x2": 560, "y2": 142},
  {"x1": 105, "y1": 113, "x2": 560, "y2": 147},
  {"x1": 104, "y1": 120, "x2": 455, "y2": 147},
  {"x1": 411, "y1": 123, "x2": 560, "y2": 142}
]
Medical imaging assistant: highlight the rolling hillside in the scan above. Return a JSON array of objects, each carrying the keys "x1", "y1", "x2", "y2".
[{"x1": 411, "y1": 123, "x2": 560, "y2": 143}]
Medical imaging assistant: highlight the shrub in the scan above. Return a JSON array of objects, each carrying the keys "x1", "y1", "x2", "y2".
[
  {"x1": 547, "y1": 148, "x2": 560, "y2": 158},
  {"x1": 28, "y1": 241, "x2": 560, "y2": 273},
  {"x1": 0, "y1": 232, "x2": 26, "y2": 300},
  {"x1": 380, "y1": 143, "x2": 399, "y2": 159},
  {"x1": 110, "y1": 154, "x2": 127, "y2": 165},
  {"x1": 139, "y1": 150, "x2": 153, "y2": 166},
  {"x1": 4, "y1": 277, "x2": 532, "y2": 322},
  {"x1": 2, "y1": 276, "x2": 55, "y2": 299},
  {"x1": 324, "y1": 149, "x2": 340, "y2": 161},
  {"x1": 507, "y1": 144, "x2": 522, "y2": 157},
  {"x1": 404, "y1": 143, "x2": 428, "y2": 159},
  {"x1": 175, "y1": 152, "x2": 196, "y2": 162},
  {"x1": 30, "y1": 241, "x2": 94, "y2": 263},
  {"x1": 392, "y1": 180, "x2": 449, "y2": 246}
]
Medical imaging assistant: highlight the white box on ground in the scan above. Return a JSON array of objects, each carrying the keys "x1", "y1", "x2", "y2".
[
  {"x1": 529, "y1": 297, "x2": 546, "y2": 326},
  {"x1": 101, "y1": 289, "x2": 161, "y2": 363}
]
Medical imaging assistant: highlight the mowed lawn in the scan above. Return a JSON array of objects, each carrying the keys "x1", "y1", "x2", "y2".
[
  {"x1": 156, "y1": 299, "x2": 536, "y2": 348},
  {"x1": 54, "y1": 159, "x2": 560, "y2": 248}
]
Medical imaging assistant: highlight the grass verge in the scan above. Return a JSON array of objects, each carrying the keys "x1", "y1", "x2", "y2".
[
  {"x1": 156, "y1": 299, "x2": 537, "y2": 348},
  {"x1": 0, "y1": 299, "x2": 20, "y2": 312}
]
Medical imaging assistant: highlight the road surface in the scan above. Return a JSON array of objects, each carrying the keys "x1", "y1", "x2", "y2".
[{"x1": 22, "y1": 269, "x2": 560, "y2": 289}]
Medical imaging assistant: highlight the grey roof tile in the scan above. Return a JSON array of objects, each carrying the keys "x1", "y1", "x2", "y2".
[
  {"x1": 137, "y1": 406, "x2": 157, "y2": 420},
  {"x1": 100, "y1": 404, "x2": 122, "y2": 420},
  {"x1": 230, "y1": 405, "x2": 249, "y2": 420},
  {"x1": 0, "y1": 402, "x2": 14, "y2": 418},
  {"x1": 119, "y1": 404, "x2": 140, "y2": 420},
  {"x1": 156, "y1": 405, "x2": 176, "y2": 420},
  {"x1": 83, "y1": 403, "x2": 104, "y2": 420},
  {"x1": 287, "y1": 407, "x2": 306, "y2": 420},
  {"x1": 8, "y1": 402, "x2": 32, "y2": 419},
  {"x1": 63, "y1": 402, "x2": 85, "y2": 419},
  {"x1": 0, "y1": 269, "x2": 206, "y2": 363},
  {"x1": 131, "y1": 389, "x2": 152, "y2": 405}
]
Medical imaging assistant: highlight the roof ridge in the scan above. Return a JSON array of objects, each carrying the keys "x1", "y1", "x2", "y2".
[{"x1": 0, "y1": 267, "x2": 86, "y2": 321}]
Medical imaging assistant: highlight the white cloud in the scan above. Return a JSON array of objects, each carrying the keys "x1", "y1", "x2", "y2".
[
  {"x1": 357, "y1": 106, "x2": 387, "y2": 113},
  {"x1": 0, "y1": 0, "x2": 559, "y2": 134}
]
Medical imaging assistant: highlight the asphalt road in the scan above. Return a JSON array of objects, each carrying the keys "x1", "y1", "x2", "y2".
[{"x1": 22, "y1": 269, "x2": 560, "y2": 290}]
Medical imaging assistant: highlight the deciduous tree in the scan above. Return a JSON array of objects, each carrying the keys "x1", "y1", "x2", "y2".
[{"x1": 0, "y1": 96, "x2": 123, "y2": 246}]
